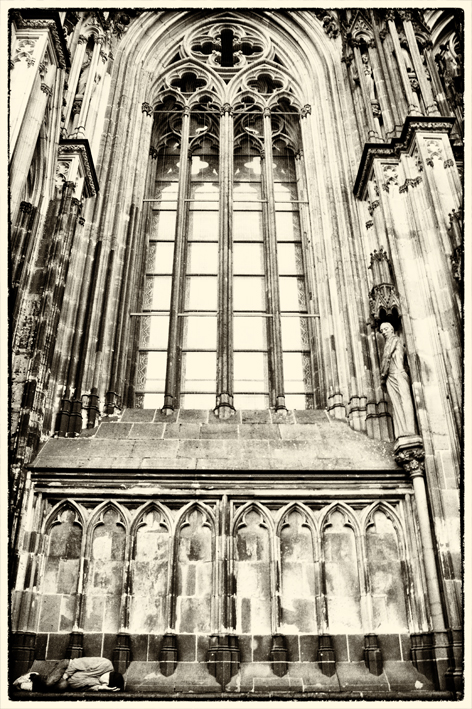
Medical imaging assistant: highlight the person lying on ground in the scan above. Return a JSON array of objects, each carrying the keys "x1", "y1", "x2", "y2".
[{"x1": 13, "y1": 657, "x2": 124, "y2": 692}]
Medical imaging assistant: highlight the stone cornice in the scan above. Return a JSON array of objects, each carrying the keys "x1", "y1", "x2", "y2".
[
  {"x1": 11, "y1": 9, "x2": 71, "y2": 69},
  {"x1": 354, "y1": 116, "x2": 456, "y2": 198},
  {"x1": 58, "y1": 139, "x2": 99, "y2": 197}
]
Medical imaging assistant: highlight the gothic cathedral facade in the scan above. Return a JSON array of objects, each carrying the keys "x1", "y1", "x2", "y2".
[{"x1": 9, "y1": 8, "x2": 463, "y2": 699}]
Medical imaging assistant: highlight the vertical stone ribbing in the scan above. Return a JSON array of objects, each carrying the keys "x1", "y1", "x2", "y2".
[
  {"x1": 163, "y1": 106, "x2": 191, "y2": 412},
  {"x1": 262, "y1": 107, "x2": 286, "y2": 411},
  {"x1": 215, "y1": 103, "x2": 234, "y2": 416}
]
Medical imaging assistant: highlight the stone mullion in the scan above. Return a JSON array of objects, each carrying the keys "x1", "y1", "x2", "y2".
[
  {"x1": 62, "y1": 34, "x2": 87, "y2": 133},
  {"x1": 401, "y1": 19, "x2": 440, "y2": 117},
  {"x1": 387, "y1": 18, "x2": 421, "y2": 116},
  {"x1": 371, "y1": 13, "x2": 400, "y2": 135},
  {"x1": 367, "y1": 41, "x2": 394, "y2": 137},
  {"x1": 262, "y1": 108, "x2": 286, "y2": 411},
  {"x1": 215, "y1": 104, "x2": 234, "y2": 417},
  {"x1": 353, "y1": 44, "x2": 381, "y2": 142},
  {"x1": 165, "y1": 525, "x2": 176, "y2": 631},
  {"x1": 163, "y1": 106, "x2": 191, "y2": 412}
]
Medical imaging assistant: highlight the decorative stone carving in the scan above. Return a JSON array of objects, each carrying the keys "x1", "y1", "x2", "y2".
[
  {"x1": 40, "y1": 83, "x2": 53, "y2": 96},
  {"x1": 13, "y1": 14, "x2": 70, "y2": 69},
  {"x1": 149, "y1": 146, "x2": 158, "y2": 159},
  {"x1": 220, "y1": 102, "x2": 233, "y2": 116},
  {"x1": 300, "y1": 104, "x2": 312, "y2": 118},
  {"x1": 380, "y1": 322, "x2": 416, "y2": 438},
  {"x1": 368, "y1": 247, "x2": 401, "y2": 326},
  {"x1": 314, "y1": 11, "x2": 339, "y2": 39},
  {"x1": 394, "y1": 436, "x2": 425, "y2": 475},
  {"x1": 141, "y1": 102, "x2": 153, "y2": 116},
  {"x1": 425, "y1": 138, "x2": 443, "y2": 167},
  {"x1": 382, "y1": 164, "x2": 398, "y2": 192}
]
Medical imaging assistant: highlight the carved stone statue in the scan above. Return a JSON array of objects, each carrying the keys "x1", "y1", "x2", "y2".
[{"x1": 379, "y1": 322, "x2": 416, "y2": 437}]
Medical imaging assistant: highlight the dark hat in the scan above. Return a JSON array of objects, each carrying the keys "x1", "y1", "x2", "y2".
[{"x1": 108, "y1": 671, "x2": 124, "y2": 690}]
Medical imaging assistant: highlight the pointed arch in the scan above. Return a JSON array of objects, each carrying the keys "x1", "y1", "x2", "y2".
[
  {"x1": 319, "y1": 501, "x2": 361, "y2": 536},
  {"x1": 42, "y1": 498, "x2": 85, "y2": 535},
  {"x1": 128, "y1": 501, "x2": 173, "y2": 634}
]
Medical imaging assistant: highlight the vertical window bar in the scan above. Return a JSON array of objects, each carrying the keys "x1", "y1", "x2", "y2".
[
  {"x1": 262, "y1": 107, "x2": 286, "y2": 411},
  {"x1": 215, "y1": 103, "x2": 234, "y2": 417},
  {"x1": 163, "y1": 106, "x2": 191, "y2": 413}
]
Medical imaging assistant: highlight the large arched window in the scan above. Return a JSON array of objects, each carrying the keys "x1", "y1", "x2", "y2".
[{"x1": 135, "y1": 22, "x2": 316, "y2": 414}]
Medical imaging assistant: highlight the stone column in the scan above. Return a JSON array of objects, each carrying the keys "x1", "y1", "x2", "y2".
[
  {"x1": 353, "y1": 44, "x2": 382, "y2": 142},
  {"x1": 163, "y1": 106, "x2": 191, "y2": 412},
  {"x1": 215, "y1": 103, "x2": 234, "y2": 417},
  {"x1": 400, "y1": 13, "x2": 440, "y2": 117},
  {"x1": 386, "y1": 15, "x2": 421, "y2": 116},
  {"x1": 262, "y1": 107, "x2": 286, "y2": 411},
  {"x1": 394, "y1": 438, "x2": 449, "y2": 689},
  {"x1": 367, "y1": 39, "x2": 394, "y2": 137},
  {"x1": 62, "y1": 33, "x2": 87, "y2": 132},
  {"x1": 75, "y1": 36, "x2": 102, "y2": 139}
]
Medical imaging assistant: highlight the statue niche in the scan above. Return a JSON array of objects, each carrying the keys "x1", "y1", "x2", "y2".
[{"x1": 379, "y1": 322, "x2": 416, "y2": 438}]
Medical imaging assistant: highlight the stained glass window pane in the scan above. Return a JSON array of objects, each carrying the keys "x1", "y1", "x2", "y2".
[
  {"x1": 279, "y1": 278, "x2": 306, "y2": 311},
  {"x1": 234, "y1": 317, "x2": 267, "y2": 349},
  {"x1": 191, "y1": 154, "x2": 219, "y2": 181},
  {"x1": 273, "y1": 157, "x2": 297, "y2": 182},
  {"x1": 277, "y1": 243, "x2": 303, "y2": 275},
  {"x1": 275, "y1": 212, "x2": 301, "y2": 241},
  {"x1": 281, "y1": 317, "x2": 309, "y2": 350},
  {"x1": 233, "y1": 277, "x2": 266, "y2": 311},
  {"x1": 185, "y1": 277, "x2": 218, "y2": 310},
  {"x1": 233, "y1": 212, "x2": 263, "y2": 241},
  {"x1": 285, "y1": 394, "x2": 314, "y2": 410},
  {"x1": 142, "y1": 352, "x2": 167, "y2": 392},
  {"x1": 283, "y1": 352, "x2": 312, "y2": 392},
  {"x1": 143, "y1": 393, "x2": 164, "y2": 408},
  {"x1": 234, "y1": 155, "x2": 262, "y2": 181},
  {"x1": 180, "y1": 394, "x2": 215, "y2": 409},
  {"x1": 155, "y1": 149, "x2": 180, "y2": 180},
  {"x1": 274, "y1": 182, "x2": 298, "y2": 202},
  {"x1": 149, "y1": 243, "x2": 174, "y2": 274},
  {"x1": 234, "y1": 353, "x2": 268, "y2": 393},
  {"x1": 147, "y1": 317, "x2": 170, "y2": 349},
  {"x1": 233, "y1": 244, "x2": 264, "y2": 275},
  {"x1": 149, "y1": 276, "x2": 172, "y2": 310},
  {"x1": 233, "y1": 183, "x2": 262, "y2": 202},
  {"x1": 151, "y1": 211, "x2": 176, "y2": 240},
  {"x1": 184, "y1": 316, "x2": 217, "y2": 349},
  {"x1": 187, "y1": 244, "x2": 218, "y2": 274},
  {"x1": 181, "y1": 352, "x2": 216, "y2": 392},
  {"x1": 188, "y1": 212, "x2": 219, "y2": 241},
  {"x1": 234, "y1": 394, "x2": 269, "y2": 410}
]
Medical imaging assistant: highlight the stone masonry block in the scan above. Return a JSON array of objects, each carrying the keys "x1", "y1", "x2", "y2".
[
  {"x1": 178, "y1": 410, "x2": 210, "y2": 423},
  {"x1": 200, "y1": 424, "x2": 239, "y2": 438},
  {"x1": 239, "y1": 424, "x2": 280, "y2": 440},
  {"x1": 121, "y1": 409, "x2": 156, "y2": 423},
  {"x1": 95, "y1": 423, "x2": 133, "y2": 438},
  {"x1": 294, "y1": 410, "x2": 328, "y2": 424},
  {"x1": 278, "y1": 424, "x2": 323, "y2": 440},
  {"x1": 140, "y1": 457, "x2": 196, "y2": 469},
  {"x1": 241, "y1": 410, "x2": 271, "y2": 424},
  {"x1": 177, "y1": 440, "x2": 232, "y2": 459},
  {"x1": 128, "y1": 423, "x2": 165, "y2": 438},
  {"x1": 164, "y1": 423, "x2": 201, "y2": 439}
]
